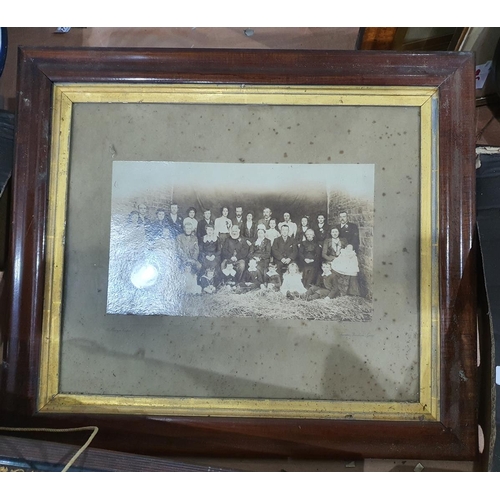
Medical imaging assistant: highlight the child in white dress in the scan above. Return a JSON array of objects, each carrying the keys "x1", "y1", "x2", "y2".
[
  {"x1": 280, "y1": 262, "x2": 307, "y2": 298},
  {"x1": 330, "y1": 244, "x2": 360, "y2": 296},
  {"x1": 330, "y1": 244, "x2": 359, "y2": 276}
]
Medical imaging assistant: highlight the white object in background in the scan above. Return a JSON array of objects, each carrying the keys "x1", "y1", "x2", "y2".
[
  {"x1": 55, "y1": 27, "x2": 71, "y2": 34},
  {"x1": 475, "y1": 61, "x2": 492, "y2": 89},
  {"x1": 496, "y1": 365, "x2": 500, "y2": 385}
]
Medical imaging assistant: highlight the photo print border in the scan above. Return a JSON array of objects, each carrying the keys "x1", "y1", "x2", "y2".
[{"x1": 106, "y1": 161, "x2": 375, "y2": 322}]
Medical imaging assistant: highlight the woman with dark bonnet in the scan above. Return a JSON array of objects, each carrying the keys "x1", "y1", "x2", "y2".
[
  {"x1": 248, "y1": 227, "x2": 272, "y2": 273},
  {"x1": 198, "y1": 225, "x2": 221, "y2": 274}
]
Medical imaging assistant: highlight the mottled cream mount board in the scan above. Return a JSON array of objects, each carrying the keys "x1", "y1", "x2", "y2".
[{"x1": 39, "y1": 84, "x2": 439, "y2": 420}]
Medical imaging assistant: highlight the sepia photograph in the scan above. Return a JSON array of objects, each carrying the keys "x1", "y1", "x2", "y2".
[{"x1": 107, "y1": 161, "x2": 374, "y2": 321}]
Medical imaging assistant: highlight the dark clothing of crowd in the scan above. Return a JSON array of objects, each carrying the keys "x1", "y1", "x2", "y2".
[{"x1": 129, "y1": 208, "x2": 362, "y2": 297}]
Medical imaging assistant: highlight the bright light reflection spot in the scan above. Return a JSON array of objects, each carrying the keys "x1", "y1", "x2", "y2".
[{"x1": 130, "y1": 263, "x2": 159, "y2": 289}]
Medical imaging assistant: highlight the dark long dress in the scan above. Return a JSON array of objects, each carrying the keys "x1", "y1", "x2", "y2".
[
  {"x1": 248, "y1": 237, "x2": 271, "y2": 273},
  {"x1": 298, "y1": 239, "x2": 321, "y2": 288},
  {"x1": 198, "y1": 237, "x2": 221, "y2": 273}
]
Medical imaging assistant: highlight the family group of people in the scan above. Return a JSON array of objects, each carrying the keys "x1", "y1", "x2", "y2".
[{"x1": 126, "y1": 202, "x2": 362, "y2": 300}]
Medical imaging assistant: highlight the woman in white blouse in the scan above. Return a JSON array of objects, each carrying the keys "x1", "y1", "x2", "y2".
[{"x1": 214, "y1": 206, "x2": 232, "y2": 245}]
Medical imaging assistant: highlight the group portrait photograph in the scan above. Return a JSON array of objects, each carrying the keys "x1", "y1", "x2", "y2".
[{"x1": 107, "y1": 161, "x2": 374, "y2": 322}]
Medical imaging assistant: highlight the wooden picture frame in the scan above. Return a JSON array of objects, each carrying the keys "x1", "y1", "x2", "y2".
[{"x1": 0, "y1": 48, "x2": 476, "y2": 460}]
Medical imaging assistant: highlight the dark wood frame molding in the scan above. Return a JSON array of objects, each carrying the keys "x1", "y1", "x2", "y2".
[{"x1": 0, "y1": 48, "x2": 476, "y2": 460}]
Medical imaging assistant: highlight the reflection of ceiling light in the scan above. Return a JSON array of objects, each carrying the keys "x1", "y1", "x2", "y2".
[{"x1": 130, "y1": 263, "x2": 159, "y2": 289}]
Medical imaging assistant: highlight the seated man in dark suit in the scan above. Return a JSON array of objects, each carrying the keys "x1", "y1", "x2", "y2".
[
  {"x1": 221, "y1": 225, "x2": 249, "y2": 284},
  {"x1": 271, "y1": 224, "x2": 298, "y2": 276},
  {"x1": 278, "y1": 212, "x2": 297, "y2": 238},
  {"x1": 336, "y1": 211, "x2": 360, "y2": 252}
]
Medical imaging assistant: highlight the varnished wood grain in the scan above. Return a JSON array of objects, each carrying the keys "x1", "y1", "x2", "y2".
[
  {"x1": 0, "y1": 28, "x2": 360, "y2": 111},
  {"x1": 0, "y1": 48, "x2": 477, "y2": 460}
]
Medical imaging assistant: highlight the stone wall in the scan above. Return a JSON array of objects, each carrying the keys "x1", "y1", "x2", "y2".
[{"x1": 328, "y1": 190, "x2": 374, "y2": 299}]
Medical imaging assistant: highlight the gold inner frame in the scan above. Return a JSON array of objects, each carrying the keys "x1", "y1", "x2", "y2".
[{"x1": 39, "y1": 84, "x2": 440, "y2": 421}]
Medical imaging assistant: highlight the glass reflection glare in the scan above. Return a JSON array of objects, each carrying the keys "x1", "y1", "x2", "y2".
[{"x1": 130, "y1": 262, "x2": 159, "y2": 289}]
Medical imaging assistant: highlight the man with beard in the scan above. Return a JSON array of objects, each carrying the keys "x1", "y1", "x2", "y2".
[
  {"x1": 336, "y1": 211, "x2": 360, "y2": 252},
  {"x1": 221, "y1": 225, "x2": 249, "y2": 284},
  {"x1": 232, "y1": 206, "x2": 245, "y2": 233},
  {"x1": 257, "y1": 207, "x2": 273, "y2": 230}
]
